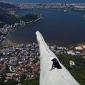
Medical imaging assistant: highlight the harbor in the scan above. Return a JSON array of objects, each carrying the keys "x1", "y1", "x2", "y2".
[{"x1": 7, "y1": 8, "x2": 85, "y2": 44}]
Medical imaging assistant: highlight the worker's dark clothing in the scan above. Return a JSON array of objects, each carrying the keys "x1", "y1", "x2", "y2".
[{"x1": 51, "y1": 58, "x2": 62, "y2": 70}]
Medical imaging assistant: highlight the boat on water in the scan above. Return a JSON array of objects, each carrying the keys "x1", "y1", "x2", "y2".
[
  {"x1": 83, "y1": 15, "x2": 85, "y2": 18},
  {"x1": 64, "y1": 9, "x2": 67, "y2": 12}
]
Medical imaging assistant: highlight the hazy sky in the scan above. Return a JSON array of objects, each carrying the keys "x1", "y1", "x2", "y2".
[
  {"x1": 0, "y1": 0, "x2": 20, "y2": 4},
  {"x1": 0, "y1": 0, "x2": 85, "y2": 4}
]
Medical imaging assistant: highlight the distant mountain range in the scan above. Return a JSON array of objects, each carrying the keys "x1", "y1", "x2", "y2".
[
  {"x1": 0, "y1": 2, "x2": 17, "y2": 9},
  {"x1": 0, "y1": 2, "x2": 18, "y2": 27},
  {"x1": 0, "y1": 2, "x2": 38, "y2": 28}
]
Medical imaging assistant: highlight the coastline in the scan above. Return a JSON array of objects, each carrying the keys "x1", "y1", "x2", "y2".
[
  {"x1": 0, "y1": 14, "x2": 42, "y2": 47},
  {"x1": 17, "y1": 3, "x2": 85, "y2": 11}
]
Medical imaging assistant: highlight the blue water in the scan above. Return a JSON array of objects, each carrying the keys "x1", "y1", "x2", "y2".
[
  {"x1": 7, "y1": 9, "x2": 85, "y2": 45},
  {"x1": 0, "y1": 0, "x2": 85, "y2": 4}
]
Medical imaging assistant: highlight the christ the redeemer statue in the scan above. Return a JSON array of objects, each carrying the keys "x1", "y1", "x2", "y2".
[{"x1": 36, "y1": 31, "x2": 80, "y2": 85}]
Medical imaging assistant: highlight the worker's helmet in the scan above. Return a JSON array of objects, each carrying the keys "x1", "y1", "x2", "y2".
[{"x1": 50, "y1": 57, "x2": 54, "y2": 60}]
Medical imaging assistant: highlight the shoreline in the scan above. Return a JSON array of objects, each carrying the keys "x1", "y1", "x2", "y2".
[
  {"x1": 4, "y1": 38, "x2": 85, "y2": 48},
  {"x1": 17, "y1": 3, "x2": 85, "y2": 11},
  {"x1": 0, "y1": 14, "x2": 42, "y2": 47}
]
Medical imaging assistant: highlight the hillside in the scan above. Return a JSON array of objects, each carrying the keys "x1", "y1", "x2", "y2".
[{"x1": 0, "y1": 2, "x2": 17, "y2": 9}]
